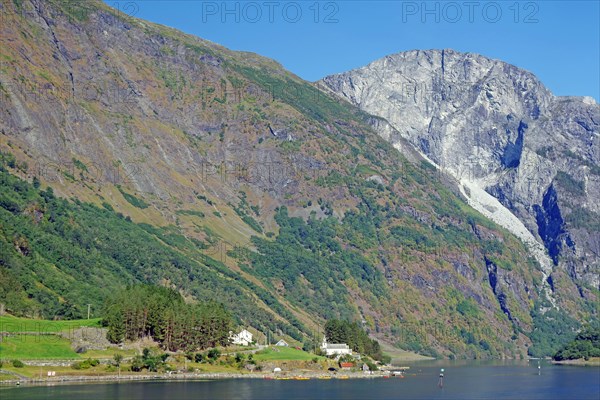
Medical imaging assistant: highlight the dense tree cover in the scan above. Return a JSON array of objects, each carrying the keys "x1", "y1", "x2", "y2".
[
  {"x1": 553, "y1": 327, "x2": 600, "y2": 361},
  {"x1": 0, "y1": 153, "x2": 304, "y2": 339},
  {"x1": 103, "y1": 285, "x2": 232, "y2": 352},
  {"x1": 131, "y1": 348, "x2": 169, "y2": 372},
  {"x1": 324, "y1": 319, "x2": 387, "y2": 362},
  {"x1": 527, "y1": 299, "x2": 581, "y2": 358},
  {"x1": 249, "y1": 207, "x2": 388, "y2": 321},
  {"x1": 71, "y1": 358, "x2": 100, "y2": 370}
]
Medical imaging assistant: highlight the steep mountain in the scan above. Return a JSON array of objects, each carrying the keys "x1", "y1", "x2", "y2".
[
  {"x1": 320, "y1": 48, "x2": 599, "y2": 301},
  {"x1": 0, "y1": 1, "x2": 596, "y2": 358}
]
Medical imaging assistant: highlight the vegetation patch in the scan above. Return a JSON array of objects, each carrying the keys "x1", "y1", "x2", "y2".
[
  {"x1": 325, "y1": 319, "x2": 388, "y2": 362},
  {"x1": 48, "y1": 0, "x2": 93, "y2": 22},
  {"x1": 250, "y1": 207, "x2": 387, "y2": 321},
  {"x1": 117, "y1": 186, "x2": 149, "y2": 209},
  {"x1": 553, "y1": 327, "x2": 600, "y2": 361},
  {"x1": 528, "y1": 300, "x2": 581, "y2": 358},
  {"x1": 104, "y1": 284, "x2": 233, "y2": 352},
  {"x1": 71, "y1": 358, "x2": 100, "y2": 370},
  {"x1": 253, "y1": 346, "x2": 321, "y2": 361},
  {"x1": 175, "y1": 209, "x2": 205, "y2": 218},
  {"x1": 0, "y1": 334, "x2": 79, "y2": 359},
  {"x1": 554, "y1": 171, "x2": 585, "y2": 196},
  {"x1": 0, "y1": 315, "x2": 101, "y2": 333},
  {"x1": 231, "y1": 193, "x2": 263, "y2": 233},
  {"x1": 566, "y1": 208, "x2": 600, "y2": 231}
]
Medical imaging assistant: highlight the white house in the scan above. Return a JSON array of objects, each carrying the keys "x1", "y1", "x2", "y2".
[
  {"x1": 321, "y1": 336, "x2": 352, "y2": 356},
  {"x1": 230, "y1": 329, "x2": 253, "y2": 346},
  {"x1": 275, "y1": 339, "x2": 289, "y2": 347}
]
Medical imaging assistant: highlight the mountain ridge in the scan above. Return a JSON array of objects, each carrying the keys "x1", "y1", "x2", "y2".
[
  {"x1": 320, "y1": 48, "x2": 599, "y2": 293},
  {"x1": 324, "y1": 48, "x2": 597, "y2": 104}
]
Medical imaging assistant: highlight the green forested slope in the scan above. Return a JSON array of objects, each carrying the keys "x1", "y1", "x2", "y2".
[
  {"x1": 0, "y1": 151, "x2": 305, "y2": 339},
  {"x1": 0, "y1": 0, "x2": 596, "y2": 358}
]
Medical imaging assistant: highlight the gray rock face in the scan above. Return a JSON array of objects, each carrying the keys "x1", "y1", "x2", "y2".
[{"x1": 321, "y1": 49, "x2": 599, "y2": 290}]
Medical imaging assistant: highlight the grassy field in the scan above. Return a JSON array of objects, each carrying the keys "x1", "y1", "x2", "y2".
[
  {"x1": 253, "y1": 347, "x2": 324, "y2": 361},
  {"x1": 0, "y1": 364, "x2": 111, "y2": 379},
  {"x1": 377, "y1": 339, "x2": 434, "y2": 363},
  {"x1": 0, "y1": 335, "x2": 80, "y2": 360},
  {"x1": 0, "y1": 315, "x2": 140, "y2": 361},
  {"x1": 83, "y1": 348, "x2": 138, "y2": 360},
  {"x1": 0, "y1": 315, "x2": 102, "y2": 333},
  {"x1": 0, "y1": 315, "x2": 324, "y2": 365},
  {"x1": 0, "y1": 361, "x2": 245, "y2": 379},
  {"x1": 0, "y1": 372, "x2": 14, "y2": 381}
]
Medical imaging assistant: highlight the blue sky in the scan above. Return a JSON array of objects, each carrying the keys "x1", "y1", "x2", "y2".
[{"x1": 107, "y1": 1, "x2": 600, "y2": 100}]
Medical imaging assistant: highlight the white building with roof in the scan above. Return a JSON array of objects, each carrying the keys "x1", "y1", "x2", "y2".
[
  {"x1": 230, "y1": 329, "x2": 253, "y2": 346},
  {"x1": 321, "y1": 336, "x2": 352, "y2": 356}
]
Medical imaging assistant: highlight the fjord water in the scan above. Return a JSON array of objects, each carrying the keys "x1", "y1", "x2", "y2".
[{"x1": 3, "y1": 361, "x2": 598, "y2": 400}]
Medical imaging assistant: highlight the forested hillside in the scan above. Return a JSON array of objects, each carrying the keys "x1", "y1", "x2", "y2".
[
  {"x1": 0, "y1": 0, "x2": 596, "y2": 358},
  {"x1": 553, "y1": 327, "x2": 600, "y2": 361},
  {"x1": 0, "y1": 150, "x2": 306, "y2": 340}
]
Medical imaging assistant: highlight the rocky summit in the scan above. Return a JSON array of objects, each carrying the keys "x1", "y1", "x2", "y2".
[
  {"x1": 321, "y1": 48, "x2": 599, "y2": 295},
  {"x1": 0, "y1": 1, "x2": 597, "y2": 359}
]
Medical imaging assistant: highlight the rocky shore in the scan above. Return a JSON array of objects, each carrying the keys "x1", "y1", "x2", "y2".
[{"x1": 0, "y1": 370, "x2": 393, "y2": 387}]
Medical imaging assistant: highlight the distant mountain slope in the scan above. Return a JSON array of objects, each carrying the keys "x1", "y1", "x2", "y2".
[
  {"x1": 0, "y1": 0, "x2": 596, "y2": 358},
  {"x1": 0, "y1": 152, "x2": 306, "y2": 340},
  {"x1": 321, "y1": 48, "x2": 600, "y2": 297}
]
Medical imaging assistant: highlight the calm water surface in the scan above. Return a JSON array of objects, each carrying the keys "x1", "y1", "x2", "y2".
[{"x1": 2, "y1": 360, "x2": 599, "y2": 400}]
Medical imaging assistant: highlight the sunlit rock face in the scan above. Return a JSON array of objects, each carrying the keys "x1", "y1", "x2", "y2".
[{"x1": 322, "y1": 49, "x2": 600, "y2": 291}]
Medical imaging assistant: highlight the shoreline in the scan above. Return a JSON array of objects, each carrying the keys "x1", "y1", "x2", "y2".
[
  {"x1": 4, "y1": 359, "x2": 598, "y2": 388},
  {"x1": 551, "y1": 358, "x2": 600, "y2": 367},
  {"x1": 0, "y1": 370, "x2": 394, "y2": 387}
]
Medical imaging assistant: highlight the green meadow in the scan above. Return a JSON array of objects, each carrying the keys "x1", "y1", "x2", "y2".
[
  {"x1": 0, "y1": 315, "x2": 101, "y2": 333},
  {"x1": 253, "y1": 347, "x2": 324, "y2": 361},
  {"x1": 0, "y1": 315, "x2": 102, "y2": 360},
  {"x1": 0, "y1": 335, "x2": 79, "y2": 360}
]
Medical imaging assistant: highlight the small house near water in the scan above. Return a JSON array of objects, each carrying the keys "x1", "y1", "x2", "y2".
[{"x1": 321, "y1": 336, "x2": 352, "y2": 356}]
